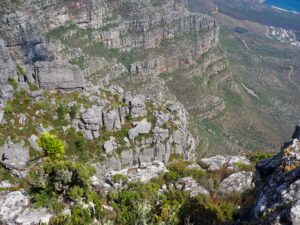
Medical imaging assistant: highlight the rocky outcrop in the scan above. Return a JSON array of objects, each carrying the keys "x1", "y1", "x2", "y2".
[
  {"x1": 107, "y1": 161, "x2": 168, "y2": 184},
  {"x1": 199, "y1": 155, "x2": 250, "y2": 172},
  {"x1": 0, "y1": 12, "x2": 50, "y2": 63},
  {"x1": 128, "y1": 118, "x2": 152, "y2": 140},
  {"x1": 129, "y1": 95, "x2": 147, "y2": 118},
  {"x1": 23, "y1": 0, "x2": 110, "y2": 30},
  {"x1": 240, "y1": 129, "x2": 300, "y2": 225},
  {"x1": 75, "y1": 86, "x2": 195, "y2": 175},
  {"x1": 0, "y1": 191, "x2": 52, "y2": 225},
  {"x1": 32, "y1": 61, "x2": 85, "y2": 90}
]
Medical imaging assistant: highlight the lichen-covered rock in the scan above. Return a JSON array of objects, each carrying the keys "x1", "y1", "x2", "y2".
[
  {"x1": 15, "y1": 208, "x2": 52, "y2": 225},
  {"x1": 174, "y1": 177, "x2": 209, "y2": 197},
  {"x1": 199, "y1": 155, "x2": 250, "y2": 172},
  {"x1": 240, "y1": 132, "x2": 300, "y2": 225},
  {"x1": 218, "y1": 171, "x2": 253, "y2": 194},
  {"x1": 290, "y1": 200, "x2": 300, "y2": 225},
  {"x1": 108, "y1": 161, "x2": 168, "y2": 183},
  {"x1": 0, "y1": 191, "x2": 29, "y2": 223}
]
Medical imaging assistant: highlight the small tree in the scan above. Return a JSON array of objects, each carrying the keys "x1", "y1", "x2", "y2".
[
  {"x1": 69, "y1": 104, "x2": 78, "y2": 120},
  {"x1": 38, "y1": 132, "x2": 65, "y2": 158},
  {"x1": 57, "y1": 104, "x2": 66, "y2": 121}
]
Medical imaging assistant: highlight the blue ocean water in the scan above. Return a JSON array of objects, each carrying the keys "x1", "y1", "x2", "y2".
[{"x1": 265, "y1": 0, "x2": 300, "y2": 13}]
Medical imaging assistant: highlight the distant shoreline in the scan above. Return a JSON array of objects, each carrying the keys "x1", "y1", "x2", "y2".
[{"x1": 271, "y1": 6, "x2": 300, "y2": 15}]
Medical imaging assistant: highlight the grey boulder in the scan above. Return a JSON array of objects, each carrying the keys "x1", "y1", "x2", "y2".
[
  {"x1": 0, "y1": 141, "x2": 29, "y2": 169},
  {"x1": 103, "y1": 136, "x2": 118, "y2": 154},
  {"x1": 174, "y1": 177, "x2": 209, "y2": 197},
  {"x1": 218, "y1": 171, "x2": 253, "y2": 194},
  {"x1": 128, "y1": 119, "x2": 152, "y2": 140},
  {"x1": 130, "y1": 95, "x2": 147, "y2": 118},
  {"x1": 0, "y1": 191, "x2": 29, "y2": 223},
  {"x1": 33, "y1": 61, "x2": 85, "y2": 90},
  {"x1": 15, "y1": 208, "x2": 52, "y2": 225},
  {"x1": 28, "y1": 134, "x2": 42, "y2": 152}
]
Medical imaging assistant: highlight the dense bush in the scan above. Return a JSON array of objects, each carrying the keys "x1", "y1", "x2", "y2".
[
  {"x1": 108, "y1": 182, "x2": 160, "y2": 225},
  {"x1": 38, "y1": 132, "x2": 65, "y2": 158},
  {"x1": 164, "y1": 161, "x2": 206, "y2": 183},
  {"x1": 49, "y1": 205, "x2": 94, "y2": 225},
  {"x1": 250, "y1": 152, "x2": 273, "y2": 163},
  {"x1": 180, "y1": 195, "x2": 237, "y2": 225}
]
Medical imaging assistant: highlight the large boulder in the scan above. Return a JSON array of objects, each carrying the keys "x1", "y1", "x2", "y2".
[
  {"x1": 15, "y1": 208, "x2": 52, "y2": 225},
  {"x1": 199, "y1": 155, "x2": 250, "y2": 172},
  {"x1": 0, "y1": 12, "x2": 50, "y2": 63},
  {"x1": 128, "y1": 118, "x2": 152, "y2": 140},
  {"x1": 103, "y1": 109, "x2": 122, "y2": 132},
  {"x1": 108, "y1": 161, "x2": 168, "y2": 183},
  {"x1": 174, "y1": 177, "x2": 209, "y2": 197},
  {"x1": 103, "y1": 136, "x2": 118, "y2": 154},
  {"x1": 81, "y1": 105, "x2": 104, "y2": 129},
  {"x1": 218, "y1": 171, "x2": 253, "y2": 194},
  {"x1": 0, "y1": 141, "x2": 29, "y2": 170},
  {"x1": 0, "y1": 191, "x2": 29, "y2": 223},
  {"x1": 33, "y1": 61, "x2": 85, "y2": 90}
]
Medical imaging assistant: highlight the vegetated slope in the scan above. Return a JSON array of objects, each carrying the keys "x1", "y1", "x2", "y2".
[{"x1": 185, "y1": 0, "x2": 300, "y2": 155}]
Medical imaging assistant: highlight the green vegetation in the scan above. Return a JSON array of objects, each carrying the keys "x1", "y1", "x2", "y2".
[
  {"x1": 69, "y1": 104, "x2": 78, "y2": 120},
  {"x1": 249, "y1": 152, "x2": 273, "y2": 163},
  {"x1": 234, "y1": 27, "x2": 248, "y2": 34},
  {"x1": 57, "y1": 104, "x2": 67, "y2": 121},
  {"x1": 29, "y1": 83, "x2": 39, "y2": 91},
  {"x1": 223, "y1": 86, "x2": 243, "y2": 107},
  {"x1": 106, "y1": 160, "x2": 239, "y2": 225},
  {"x1": 112, "y1": 174, "x2": 129, "y2": 185},
  {"x1": 16, "y1": 64, "x2": 26, "y2": 76},
  {"x1": 164, "y1": 161, "x2": 206, "y2": 183},
  {"x1": 69, "y1": 56, "x2": 86, "y2": 69},
  {"x1": 8, "y1": 78, "x2": 18, "y2": 90},
  {"x1": 27, "y1": 158, "x2": 104, "y2": 225},
  {"x1": 3, "y1": 103, "x2": 13, "y2": 114},
  {"x1": 38, "y1": 132, "x2": 65, "y2": 158}
]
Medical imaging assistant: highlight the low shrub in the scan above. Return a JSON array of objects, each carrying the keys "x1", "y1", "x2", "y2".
[{"x1": 38, "y1": 132, "x2": 65, "y2": 158}]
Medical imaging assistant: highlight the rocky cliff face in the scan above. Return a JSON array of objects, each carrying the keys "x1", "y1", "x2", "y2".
[
  {"x1": 0, "y1": 0, "x2": 222, "y2": 91},
  {"x1": 0, "y1": 0, "x2": 230, "y2": 155},
  {"x1": 0, "y1": 38, "x2": 15, "y2": 103},
  {"x1": 238, "y1": 132, "x2": 300, "y2": 225}
]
